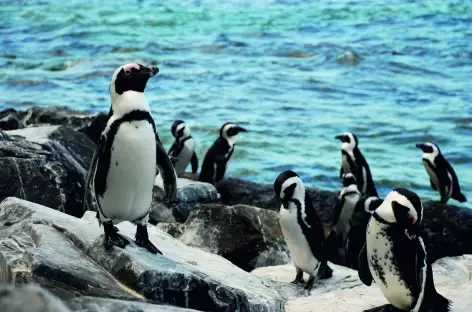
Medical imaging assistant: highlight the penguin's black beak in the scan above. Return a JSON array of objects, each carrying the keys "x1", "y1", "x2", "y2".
[
  {"x1": 415, "y1": 143, "x2": 426, "y2": 151},
  {"x1": 335, "y1": 135, "x2": 346, "y2": 142},
  {"x1": 140, "y1": 66, "x2": 159, "y2": 77},
  {"x1": 236, "y1": 126, "x2": 247, "y2": 133}
]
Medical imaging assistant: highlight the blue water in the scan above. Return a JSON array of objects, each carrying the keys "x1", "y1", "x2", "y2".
[{"x1": 1, "y1": 0, "x2": 471, "y2": 206}]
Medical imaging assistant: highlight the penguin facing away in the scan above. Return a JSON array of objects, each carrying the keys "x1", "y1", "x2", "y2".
[
  {"x1": 358, "y1": 188, "x2": 451, "y2": 312},
  {"x1": 199, "y1": 122, "x2": 246, "y2": 185},
  {"x1": 84, "y1": 63, "x2": 177, "y2": 254},
  {"x1": 335, "y1": 132, "x2": 378, "y2": 197},
  {"x1": 168, "y1": 120, "x2": 198, "y2": 177},
  {"x1": 416, "y1": 142, "x2": 466, "y2": 204},
  {"x1": 274, "y1": 170, "x2": 333, "y2": 290}
]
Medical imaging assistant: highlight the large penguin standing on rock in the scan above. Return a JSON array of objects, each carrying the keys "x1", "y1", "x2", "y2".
[
  {"x1": 84, "y1": 63, "x2": 177, "y2": 254},
  {"x1": 199, "y1": 122, "x2": 246, "y2": 185},
  {"x1": 335, "y1": 132, "x2": 378, "y2": 197},
  {"x1": 358, "y1": 188, "x2": 451, "y2": 312},
  {"x1": 274, "y1": 170, "x2": 333, "y2": 290},
  {"x1": 168, "y1": 120, "x2": 198, "y2": 177},
  {"x1": 416, "y1": 142, "x2": 466, "y2": 204}
]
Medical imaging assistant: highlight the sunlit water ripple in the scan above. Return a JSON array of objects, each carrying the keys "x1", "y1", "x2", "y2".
[{"x1": 1, "y1": 0, "x2": 471, "y2": 207}]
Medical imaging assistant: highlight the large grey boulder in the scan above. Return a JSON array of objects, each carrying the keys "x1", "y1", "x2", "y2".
[
  {"x1": 66, "y1": 297, "x2": 201, "y2": 312},
  {"x1": 180, "y1": 204, "x2": 289, "y2": 271},
  {"x1": 0, "y1": 197, "x2": 304, "y2": 312},
  {"x1": 0, "y1": 284, "x2": 71, "y2": 312}
]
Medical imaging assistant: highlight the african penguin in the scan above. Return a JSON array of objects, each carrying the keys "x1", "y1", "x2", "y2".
[
  {"x1": 335, "y1": 132, "x2": 378, "y2": 197},
  {"x1": 199, "y1": 122, "x2": 246, "y2": 185},
  {"x1": 358, "y1": 188, "x2": 451, "y2": 312},
  {"x1": 168, "y1": 120, "x2": 198, "y2": 177},
  {"x1": 416, "y1": 142, "x2": 466, "y2": 204},
  {"x1": 274, "y1": 170, "x2": 333, "y2": 290},
  {"x1": 84, "y1": 63, "x2": 177, "y2": 254}
]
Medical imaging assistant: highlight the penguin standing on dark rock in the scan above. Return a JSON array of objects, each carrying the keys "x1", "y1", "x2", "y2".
[
  {"x1": 199, "y1": 122, "x2": 246, "y2": 185},
  {"x1": 358, "y1": 188, "x2": 451, "y2": 312},
  {"x1": 168, "y1": 120, "x2": 198, "y2": 177},
  {"x1": 274, "y1": 170, "x2": 333, "y2": 290},
  {"x1": 335, "y1": 132, "x2": 378, "y2": 197},
  {"x1": 416, "y1": 142, "x2": 467, "y2": 204},
  {"x1": 84, "y1": 63, "x2": 177, "y2": 254}
]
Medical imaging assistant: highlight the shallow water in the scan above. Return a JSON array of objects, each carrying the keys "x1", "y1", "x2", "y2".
[{"x1": 1, "y1": 0, "x2": 471, "y2": 207}]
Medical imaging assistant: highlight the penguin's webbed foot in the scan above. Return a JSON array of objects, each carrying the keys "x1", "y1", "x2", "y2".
[
  {"x1": 103, "y1": 221, "x2": 130, "y2": 250},
  {"x1": 317, "y1": 262, "x2": 333, "y2": 280},
  {"x1": 305, "y1": 275, "x2": 315, "y2": 290},
  {"x1": 291, "y1": 268, "x2": 304, "y2": 285},
  {"x1": 135, "y1": 224, "x2": 162, "y2": 255}
]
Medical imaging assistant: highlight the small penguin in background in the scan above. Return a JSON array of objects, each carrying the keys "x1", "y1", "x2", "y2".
[
  {"x1": 416, "y1": 142, "x2": 466, "y2": 204},
  {"x1": 335, "y1": 132, "x2": 378, "y2": 197},
  {"x1": 274, "y1": 170, "x2": 333, "y2": 290},
  {"x1": 168, "y1": 120, "x2": 198, "y2": 177},
  {"x1": 199, "y1": 122, "x2": 246, "y2": 185},
  {"x1": 328, "y1": 173, "x2": 361, "y2": 262},
  {"x1": 84, "y1": 63, "x2": 177, "y2": 254},
  {"x1": 345, "y1": 195, "x2": 383, "y2": 270},
  {"x1": 358, "y1": 188, "x2": 451, "y2": 312}
]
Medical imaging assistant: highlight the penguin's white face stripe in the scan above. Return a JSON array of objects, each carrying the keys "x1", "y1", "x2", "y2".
[
  {"x1": 364, "y1": 196, "x2": 378, "y2": 213},
  {"x1": 421, "y1": 143, "x2": 439, "y2": 165},
  {"x1": 176, "y1": 123, "x2": 191, "y2": 139},
  {"x1": 280, "y1": 176, "x2": 305, "y2": 201},
  {"x1": 342, "y1": 131, "x2": 356, "y2": 151},
  {"x1": 340, "y1": 184, "x2": 359, "y2": 197},
  {"x1": 411, "y1": 237, "x2": 427, "y2": 312},
  {"x1": 222, "y1": 123, "x2": 238, "y2": 147},
  {"x1": 375, "y1": 190, "x2": 418, "y2": 224}
]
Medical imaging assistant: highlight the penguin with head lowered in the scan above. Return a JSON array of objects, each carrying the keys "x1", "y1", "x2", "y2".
[
  {"x1": 416, "y1": 142, "x2": 466, "y2": 204},
  {"x1": 168, "y1": 120, "x2": 198, "y2": 177},
  {"x1": 84, "y1": 63, "x2": 177, "y2": 254},
  {"x1": 274, "y1": 170, "x2": 333, "y2": 290},
  {"x1": 358, "y1": 188, "x2": 451, "y2": 312},
  {"x1": 199, "y1": 122, "x2": 246, "y2": 185},
  {"x1": 335, "y1": 132, "x2": 378, "y2": 197}
]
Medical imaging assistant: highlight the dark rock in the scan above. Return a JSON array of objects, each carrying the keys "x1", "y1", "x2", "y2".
[
  {"x1": 155, "y1": 222, "x2": 186, "y2": 238},
  {"x1": 0, "y1": 114, "x2": 25, "y2": 130},
  {"x1": 0, "y1": 197, "x2": 304, "y2": 312},
  {"x1": 2, "y1": 126, "x2": 95, "y2": 217},
  {"x1": 215, "y1": 178, "x2": 472, "y2": 265},
  {"x1": 67, "y1": 297, "x2": 202, "y2": 312},
  {"x1": 180, "y1": 204, "x2": 289, "y2": 271},
  {"x1": 77, "y1": 113, "x2": 108, "y2": 144},
  {"x1": 0, "y1": 284, "x2": 71, "y2": 312}
]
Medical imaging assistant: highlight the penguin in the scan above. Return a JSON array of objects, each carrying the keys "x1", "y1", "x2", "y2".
[
  {"x1": 345, "y1": 195, "x2": 383, "y2": 270},
  {"x1": 358, "y1": 188, "x2": 451, "y2": 312},
  {"x1": 168, "y1": 120, "x2": 198, "y2": 177},
  {"x1": 416, "y1": 142, "x2": 466, "y2": 204},
  {"x1": 274, "y1": 170, "x2": 333, "y2": 290},
  {"x1": 84, "y1": 63, "x2": 177, "y2": 254},
  {"x1": 199, "y1": 122, "x2": 246, "y2": 185},
  {"x1": 335, "y1": 132, "x2": 378, "y2": 197}
]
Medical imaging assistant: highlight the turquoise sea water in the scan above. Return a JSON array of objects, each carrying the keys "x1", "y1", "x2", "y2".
[{"x1": 1, "y1": 0, "x2": 471, "y2": 206}]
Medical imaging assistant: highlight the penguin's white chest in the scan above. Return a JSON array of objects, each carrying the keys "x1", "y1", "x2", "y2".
[
  {"x1": 99, "y1": 120, "x2": 156, "y2": 221},
  {"x1": 366, "y1": 221, "x2": 413, "y2": 310},
  {"x1": 334, "y1": 194, "x2": 359, "y2": 239},
  {"x1": 174, "y1": 138, "x2": 195, "y2": 175},
  {"x1": 279, "y1": 207, "x2": 320, "y2": 275},
  {"x1": 342, "y1": 152, "x2": 354, "y2": 173}
]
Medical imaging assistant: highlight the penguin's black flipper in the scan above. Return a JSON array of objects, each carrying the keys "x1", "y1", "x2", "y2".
[
  {"x1": 191, "y1": 152, "x2": 198, "y2": 174},
  {"x1": 358, "y1": 243, "x2": 372, "y2": 286},
  {"x1": 83, "y1": 135, "x2": 106, "y2": 215},
  {"x1": 214, "y1": 155, "x2": 227, "y2": 184}
]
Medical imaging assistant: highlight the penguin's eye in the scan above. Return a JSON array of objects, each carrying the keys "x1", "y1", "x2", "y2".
[{"x1": 124, "y1": 70, "x2": 131, "y2": 75}]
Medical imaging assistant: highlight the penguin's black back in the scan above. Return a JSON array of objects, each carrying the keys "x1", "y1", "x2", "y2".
[{"x1": 199, "y1": 137, "x2": 231, "y2": 184}]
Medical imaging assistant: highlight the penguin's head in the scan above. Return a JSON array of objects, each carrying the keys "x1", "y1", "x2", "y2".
[
  {"x1": 274, "y1": 170, "x2": 305, "y2": 210},
  {"x1": 171, "y1": 120, "x2": 191, "y2": 140},
  {"x1": 374, "y1": 188, "x2": 422, "y2": 227},
  {"x1": 109, "y1": 63, "x2": 158, "y2": 102},
  {"x1": 335, "y1": 132, "x2": 358, "y2": 150},
  {"x1": 220, "y1": 122, "x2": 247, "y2": 140},
  {"x1": 364, "y1": 196, "x2": 383, "y2": 214},
  {"x1": 416, "y1": 142, "x2": 440, "y2": 156},
  {"x1": 341, "y1": 173, "x2": 357, "y2": 187}
]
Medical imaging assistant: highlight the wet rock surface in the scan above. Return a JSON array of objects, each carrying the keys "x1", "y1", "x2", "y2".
[{"x1": 0, "y1": 284, "x2": 71, "y2": 312}]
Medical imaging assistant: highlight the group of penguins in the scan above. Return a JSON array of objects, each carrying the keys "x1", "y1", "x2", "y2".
[{"x1": 82, "y1": 63, "x2": 467, "y2": 312}]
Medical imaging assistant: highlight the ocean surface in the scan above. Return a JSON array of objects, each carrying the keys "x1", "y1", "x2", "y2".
[{"x1": 1, "y1": 0, "x2": 471, "y2": 206}]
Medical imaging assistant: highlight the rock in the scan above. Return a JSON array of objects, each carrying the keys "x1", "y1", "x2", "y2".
[
  {"x1": 3, "y1": 126, "x2": 95, "y2": 217},
  {"x1": 0, "y1": 114, "x2": 25, "y2": 130},
  {"x1": 261, "y1": 255, "x2": 472, "y2": 312},
  {"x1": 0, "y1": 197, "x2": 305, "y2": 311},
  {"x1": 66, "y1": 297, "x2": 202, "y2": 312},
  {"x1": 215, "y1": 178, "x2": 472, "y2": 264},
  {"x1": 180, "y1": 204, "x2": 289, "y2": 271},
  {"x1": 152, "y1": 177, "x2": 220, "y2": 223},
  {"x1": 0, "y1": 284, "x2": 71, "y2": 312},
  {"x1": 77, "y1": 113, "x2": 108, "y2": 144},
  {"x1": 155, "y1": 222, "x2": 186, "y2": 238}
]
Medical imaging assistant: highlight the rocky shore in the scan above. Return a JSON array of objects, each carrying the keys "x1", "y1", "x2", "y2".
[{"x1": 0, "y1": 105, "x2": 471, "y2": 311}]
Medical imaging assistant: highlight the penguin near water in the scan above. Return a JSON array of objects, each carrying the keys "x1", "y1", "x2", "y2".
[
  {"x1": 84, "y1": 63, "x2": 177, "y2": 254},
  {"x1": 274, "y1": 170, "x2": 333, "y2": 290},
  {"x1": 199, "y1": 122, "x2": 246, "y2": 185},
  {"x1": 168, "y1": 120, "x2": 198, "y2": 177},
  {"x1": 416, "y1": 142, "x2": 466, "y2": 204},
  {"x1": 358, "y1": 188, "x2": 451, "y2": 312},
  {"x1": 335, "y1": 132, "x2": 378, "y2": 197}
]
